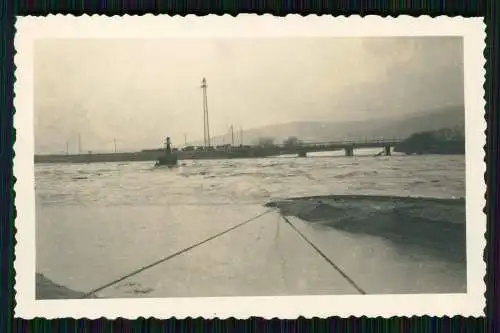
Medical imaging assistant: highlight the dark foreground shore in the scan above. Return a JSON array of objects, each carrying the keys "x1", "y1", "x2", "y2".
[
  {"x1": 36, "y1": 273, "x2": 90, "y2": 299},
  {"x1": 266, "y1": 194, "x2": 466, "y2": 264}
]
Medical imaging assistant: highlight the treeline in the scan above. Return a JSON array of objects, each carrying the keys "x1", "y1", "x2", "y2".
[
  {"x1": 256, "y1": 136, "x2": 302, "y2": 147},
  {"x1": 394, "y1": 127, "x2": 465, "y2": 155}
]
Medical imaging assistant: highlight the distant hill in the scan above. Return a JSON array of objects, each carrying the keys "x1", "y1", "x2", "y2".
[
  {"x1": 192, "y1": 106, "x2": 465, "y2": 146},
  {"x1": 369, "y1": 106, "x2": 465, "y2": 140}
]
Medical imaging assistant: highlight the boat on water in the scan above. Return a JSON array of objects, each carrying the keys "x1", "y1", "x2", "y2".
[{"x1": 155, "y1": 136, "x2": 178, "y2": 167}]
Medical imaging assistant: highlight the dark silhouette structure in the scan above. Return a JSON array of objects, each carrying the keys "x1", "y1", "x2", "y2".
[{"x1": 155, "y1": 136, "x2": 178, "y2": 167}]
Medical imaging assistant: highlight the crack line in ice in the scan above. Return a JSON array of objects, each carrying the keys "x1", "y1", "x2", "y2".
[{"x1": 80, "y1": 209, "x2": 275, "y2": 298}]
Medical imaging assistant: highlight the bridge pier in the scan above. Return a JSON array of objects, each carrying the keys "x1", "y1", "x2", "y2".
[
  {"x1": 384, "y1": 145, "x2": 391, "y2": 156},
  {"x1": 344, "y1": 146, "x2": 354, "y2": 157}
]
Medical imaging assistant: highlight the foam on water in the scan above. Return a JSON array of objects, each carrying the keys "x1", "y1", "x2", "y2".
[{"x1": 35, "y1": 154, "x2": 464, "y2": 206}]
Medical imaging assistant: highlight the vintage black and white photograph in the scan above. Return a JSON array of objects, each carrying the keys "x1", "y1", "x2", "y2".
[{"x1": 14, "y1": 15, "x2": 486, "y2": 319}]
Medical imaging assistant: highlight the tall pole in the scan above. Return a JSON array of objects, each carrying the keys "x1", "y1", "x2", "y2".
[
  {"x1": 78, "y1": 134, "x2": 82, "y2": 154},
  {"x1": 206, "y1": 80, "x2": 211, "y2": 147},
  {"x1": 113, "y1": 139, "x2": 117, "y2": 153},
  {"x1": 240, "y1": 126, "x2": 243, "y2": 145},
  {"x1": 201, "y1": 77, "x2": 211, "y2": 148},
  {"x1": 201, "y1": 79, "x2": 206, "y2": 147},
  {"x1": 66, "y1": 141, "x2": 69, "y2": 155},
  {"x1": 231, "y1": 125, "x2": 234, "y2": 146},
  {"x1": 184, "y1": 133, "x2": 187, "y2": 146}
]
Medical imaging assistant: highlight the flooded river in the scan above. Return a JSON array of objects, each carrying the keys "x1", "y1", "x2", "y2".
[{"x1": 35, "y1": 150, "x2": 466, "y2": 298}]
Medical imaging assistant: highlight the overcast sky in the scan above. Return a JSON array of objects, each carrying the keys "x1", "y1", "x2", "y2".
[{"x1": 34, "y1": 37, "x2": 463, "y2": 153}]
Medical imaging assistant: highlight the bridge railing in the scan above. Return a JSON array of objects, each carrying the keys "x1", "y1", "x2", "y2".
[
  {"x1": 173, "y1": 138, "x2": 403, "y2": 152},
  {"x1": 277, "y1": 138, "x2": 403, "y2": 148}
]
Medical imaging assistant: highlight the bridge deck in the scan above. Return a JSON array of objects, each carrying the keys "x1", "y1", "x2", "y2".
[
  {"x1": 34, "y1": 139, "x2": 404, "y2": 164},
  {"x1": 279, "y1": 139, "x2": 402, "y2": 152}
]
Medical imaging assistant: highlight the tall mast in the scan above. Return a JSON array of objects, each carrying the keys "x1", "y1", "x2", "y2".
[
  {"x1": 201, "y1": 78, "x2": 211, "y2": 147},
  {"x1": 240, "y1": 126, "x2": 243, "y2": 145},
  {"x1": 78, "y1": 134, "x2": 82, "y2": 153}
]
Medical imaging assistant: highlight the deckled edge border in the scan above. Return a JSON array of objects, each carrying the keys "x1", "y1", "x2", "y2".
[{"x1": 11, "y1": 14, "x2": 488, "y2": 320}]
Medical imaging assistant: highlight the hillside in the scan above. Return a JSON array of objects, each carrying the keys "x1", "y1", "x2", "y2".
[
  {"x1": 194, "y1": 106, "x2": 465, "y2": 146},
  {"x1": 369, "y1": 106, "x2": 465, "y2": 140}
]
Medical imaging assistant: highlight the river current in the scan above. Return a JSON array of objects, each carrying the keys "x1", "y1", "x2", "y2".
[{"x1": 35, "y1": 150, "x2": 464, "y2": 206}]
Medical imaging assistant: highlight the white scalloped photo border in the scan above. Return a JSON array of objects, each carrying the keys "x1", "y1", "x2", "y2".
[{"x1": 13, "y1": 14, "x2": 487, "y2": 319}]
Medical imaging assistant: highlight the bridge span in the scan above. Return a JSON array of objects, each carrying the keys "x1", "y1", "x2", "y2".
[
  {"x1": 34, "y1": 138, "x2": 404, "y2": 164},
  {"x1": 278, "y1": 138, "x2": 403, "y2": 157}
]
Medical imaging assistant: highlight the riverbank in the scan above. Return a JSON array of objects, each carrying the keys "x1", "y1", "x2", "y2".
[
  {"x1": 394, "y1": 128, "x2": 465, "y2": 155},
  {"x1": 266, "y1": 195, "x2": 466, "y2": 264}
]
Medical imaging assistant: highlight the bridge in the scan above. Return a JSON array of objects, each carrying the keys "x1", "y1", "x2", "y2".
[
  {"x1": 276, "y1": 138, "x2": 403, "y2": 157},
  {"x1": 34, "y1": 138, "x2": 404, "y2": 164}
]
